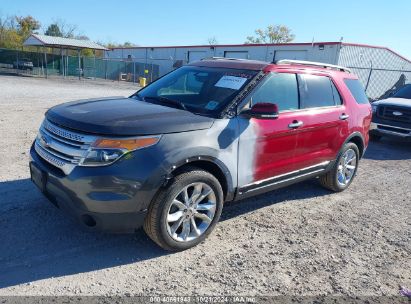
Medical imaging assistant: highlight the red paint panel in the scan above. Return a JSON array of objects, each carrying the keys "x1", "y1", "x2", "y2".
[{"x1": 252, "y1": 112, "x2": 302, "y2": 181}]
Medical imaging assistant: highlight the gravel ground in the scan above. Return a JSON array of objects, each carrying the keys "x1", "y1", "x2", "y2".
[{"x1": 0, "y1": 75, "x2": 410, "y2": 299}]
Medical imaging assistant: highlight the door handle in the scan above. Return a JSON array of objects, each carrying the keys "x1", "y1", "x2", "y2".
[
  {"x1": 339, "y1": 113, "x2": 349, "y2": 120},
  {"x1": 288, "y1": 120, "x2": 303, "y2": 129}
]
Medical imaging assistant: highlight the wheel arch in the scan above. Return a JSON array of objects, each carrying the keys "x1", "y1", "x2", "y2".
[
  {"x1": 344, "y1": 132, "x2": 365, "y2": 158},
  {"x1": 167, "y1": 156, "x2": 235, "y2": 202}
]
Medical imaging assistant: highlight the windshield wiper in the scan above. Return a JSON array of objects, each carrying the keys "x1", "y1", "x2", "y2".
[
  {"x1": 144, "y1": 96, "x2": 187, "y2": 111},
  {"x1": 130, "y1": 93, "x2": 145, "y2": 101}
]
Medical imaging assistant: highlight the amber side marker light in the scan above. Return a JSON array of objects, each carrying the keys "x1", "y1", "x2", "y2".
[{"x1": 93, "y1": 137, "x2": 160, "y2": 151}]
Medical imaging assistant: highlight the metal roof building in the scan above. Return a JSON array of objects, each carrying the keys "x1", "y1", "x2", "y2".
[
  {"x1": 24, "y1": 34, "x2": 108, "y2": 50},
  {"x1": 106, "y1": 42, "x2": 411, "y2": 99},
  {"x1": 23, "y1": 34, "x2": 107, "y2": 79}
]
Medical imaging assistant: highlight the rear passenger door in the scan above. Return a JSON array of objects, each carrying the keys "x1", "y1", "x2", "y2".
[{"x1": 291, "y1": 74, "x2": 349, "y2": 170}]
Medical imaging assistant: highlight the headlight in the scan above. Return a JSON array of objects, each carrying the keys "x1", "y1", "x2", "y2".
[
  {"x1": 81, "y1": 135, "x2": 161, "y2": 166},
  {"x1": 371, "y1": 104, "x2": 378, "y2": 114}
]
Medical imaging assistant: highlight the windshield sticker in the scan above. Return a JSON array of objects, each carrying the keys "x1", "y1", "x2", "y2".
[
  {"x1": 224, "y1": 72, "x2": 254, "y2": 79},
  {"x1": 215, "y1": 76, "x2": 248, "y2": 90},
  {"x1": 205, "y1": 100, "x2": 219, "y2": 110}
]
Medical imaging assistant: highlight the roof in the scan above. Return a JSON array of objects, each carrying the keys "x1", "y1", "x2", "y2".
[
  {"x1": 190, "y1": 58, "x2": 354, "y2": 76},
  {"x1": 189, "y1": 58, "x2": 269, "y2": 70},
  {"x1": 108, "y1": 41, "x2": 340, "y2": 50},
  {"x1": 108, "y1": 41, "x2": 411, "y2": 64},
  {"x1": 23, "y1": 34, "x2": 108, "y2": 50}
]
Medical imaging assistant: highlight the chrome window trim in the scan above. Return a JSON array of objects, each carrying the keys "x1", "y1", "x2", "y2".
[{"x1": 241, "y1": 161, "x2": 331, "y2": 189}]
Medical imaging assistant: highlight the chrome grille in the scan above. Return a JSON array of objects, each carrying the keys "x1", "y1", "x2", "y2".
[
  {"x1": 34, "y1": 120, "x2": 97, "y2": 174},
  {"x1": 377, "y1": 105, "x2": 411, "y2": 123}
]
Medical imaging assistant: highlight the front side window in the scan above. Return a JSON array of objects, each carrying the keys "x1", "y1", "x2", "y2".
[
  {"x1": 134, "y1": 66, "x2": 257, "y2": 115},
  {"x1": 298, "y1": 74, "x2": 338, "y2": 108},
  {"x1": 250, "y1": 73, "x2": 299, "y2": 111}
]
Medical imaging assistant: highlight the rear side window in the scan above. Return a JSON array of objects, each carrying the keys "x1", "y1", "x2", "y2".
[
  {"x1": 251, "y1": 73, "x2": 299, "y2": 111},
  {"x1": 344, "y1": 79, "x2": 369, "y2": 104},
  {"x1": 298, "y1": 74, "x2": 338, "y2": 108}
]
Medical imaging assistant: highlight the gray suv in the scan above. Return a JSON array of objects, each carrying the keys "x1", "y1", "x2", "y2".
[{"x1": 30, "y1": 58, "x2": 371, "y2": 250}]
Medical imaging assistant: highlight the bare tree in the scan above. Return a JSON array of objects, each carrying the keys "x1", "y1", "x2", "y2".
[
  {"x1": 245, "y1": 24, "x2": 295, "y2": 44},
  {"x1": 45, "y1": 19, "x2": 77, "y2": 38},
  {"x1": 207, "y1": 36, "x2": 218, "y2": 45}
]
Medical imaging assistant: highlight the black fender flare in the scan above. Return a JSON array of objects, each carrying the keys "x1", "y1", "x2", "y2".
[
  {"x1": 165, "y1": 155, "x2": 235, "y2": 202},
  {"x1": 343, "y1": 132, "x2": 366, "y2": 158}
]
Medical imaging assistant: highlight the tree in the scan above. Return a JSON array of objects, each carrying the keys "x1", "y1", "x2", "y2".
[
  {"x1": 76, "y1": 35, "x2": 90, "y2": 41},
  {"x1": 44, "y1": 19, "x2": 77, "y2": 38},
  {"x1": 15, "y1": 15, "x2": 40, "y2": 39},
  {"x1": 207, "y1": 37, "x2": 218, "y2": 45},
  {"x1": 45, "y1": 23, "x2": 62, "y2": 37},
  {"x1": 0, "y1": 15, "x2": 23, "y2": 48},
  {"x1": 122, "y1": 41, "x2": 136, "y2": 47},
  {"x1": 245, "y1": 24, "x2": 295, "y2": 44},
  {"x1": 103, "y1": 41, "x2": 138, "y2": 48}
]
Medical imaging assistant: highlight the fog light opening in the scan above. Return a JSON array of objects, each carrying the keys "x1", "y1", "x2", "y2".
[{"x1": 81, "y1": 214, "x2": 97, "y2": 227}]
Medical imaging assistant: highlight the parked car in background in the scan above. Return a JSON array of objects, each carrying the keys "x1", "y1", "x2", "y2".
[
  {"x1": 13, "y1": 58, "x2": 34, "y2": 71},
  {"x1": 370, "y1": 84, "x2": 411, "y2": 140},
  {"x1": 29, "y1": 58, "x2": 371, "y2": 251}
]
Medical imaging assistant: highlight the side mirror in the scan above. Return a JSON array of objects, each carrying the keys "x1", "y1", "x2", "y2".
[{"x1": 242, "y1": 103, "x2": 279, "y2": 119}]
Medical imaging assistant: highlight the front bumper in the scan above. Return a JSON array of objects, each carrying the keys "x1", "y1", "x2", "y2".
[
  {"x1": 370, "y1": 121, "x2": 411, "y2": 138},
  {"x1": 29, "y1": 143, "x2": 166, "y2": 233}
]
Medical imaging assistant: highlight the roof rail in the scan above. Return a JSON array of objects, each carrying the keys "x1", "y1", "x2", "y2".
[
  {"x1": 275, "y1": 59, "x2": 351, "y2": 73},
  {"x1": 201, "y1": 57, "x2": 250, "y2": 61}
]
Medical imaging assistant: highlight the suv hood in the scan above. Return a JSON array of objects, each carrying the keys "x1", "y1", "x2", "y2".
[
  {"x1": 373, "y1": 97, "x2": 411, "y2": 108},
  {"x1": 46, "y1": 97, "x2": 214, "y2": 136}
]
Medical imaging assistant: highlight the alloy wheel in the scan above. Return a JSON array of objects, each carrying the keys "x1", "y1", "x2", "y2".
[
  {"x1": 166, "y1": 182, "x2": 217, "y2": 242},
  {"x1": 337, "y1": 148, "x2": 357, "y2": 187}
]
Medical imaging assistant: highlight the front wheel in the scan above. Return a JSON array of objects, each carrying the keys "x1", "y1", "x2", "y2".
[
  {"x1": 144, "y1": 167, "x2": 223, "y2": 251},
  {"x1": 319, "y1": 142, "x2": 360, "y2": 192}
]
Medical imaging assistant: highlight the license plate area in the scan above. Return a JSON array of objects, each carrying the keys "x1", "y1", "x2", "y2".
[{"x1": 30, "y1": 162, "x2": 47, "y2": 192}]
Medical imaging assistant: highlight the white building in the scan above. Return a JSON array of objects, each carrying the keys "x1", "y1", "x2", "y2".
[{"x1": 105, "y1": 42, "x2": 411, "y2": 99}]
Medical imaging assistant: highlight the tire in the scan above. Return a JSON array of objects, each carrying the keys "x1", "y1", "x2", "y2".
[
  {"x1": 144, "y1": 167, "x2": 223, "y2": 251},
  {"x1": 319, "y1": 142, "x2": 360, "y2": 192},
  {"x1": 369, "y1": 133, "x2": 382, "y2": 141}
]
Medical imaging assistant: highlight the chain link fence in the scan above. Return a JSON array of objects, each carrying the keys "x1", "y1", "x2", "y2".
[
  {"x1": 349, "y1": 66, "x2": 411, "y2": 100},
  {"x1": 2, "y1": 47, "x2": 411, "y2": 100},
  {"x1": 0, "y1": 48, "x2": 160, "y2": 83}
]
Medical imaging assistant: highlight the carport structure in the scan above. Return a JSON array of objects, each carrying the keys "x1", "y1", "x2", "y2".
[{"x1": 23, "y1": 34, "x2": 107, "y2": 79}]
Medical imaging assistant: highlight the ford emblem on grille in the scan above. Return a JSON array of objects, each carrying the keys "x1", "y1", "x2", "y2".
[
  {"x1": 392, "y1": 111, "x2": 403, "y2": 116},
  {"x1": 40, "y1": 134, "x2": 52, "y2": 148}
]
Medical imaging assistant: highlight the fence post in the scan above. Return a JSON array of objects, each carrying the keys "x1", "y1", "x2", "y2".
[
  {"x1": 365, "y1": 61, "x2": 373, "y2": 93},
  {"x1": 44, "y1": 48, "x2": 48, "y2": 79},
  {"x1": 133, "y1": 61, "x2": 136, "y2": 83},
  {"x1": 77, "y1": 49, "x2": 81, "y2": 80},
  {"x1": 93, "y1": 49, "x2": 96, "y2": 80},
  {"x1": 105, "y1": 60, "x2": 107, "y2": 80}
]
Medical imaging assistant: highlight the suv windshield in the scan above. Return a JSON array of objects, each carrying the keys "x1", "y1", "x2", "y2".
[
  {"x1": 133, "y1": 66, "x2": 258, "y2": 115},
  {"x1": 393, "y1": 84, "x2": 411, "y2": 99}
]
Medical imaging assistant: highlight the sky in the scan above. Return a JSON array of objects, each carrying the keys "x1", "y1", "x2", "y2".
[{"x1": 1, "y1": 0, "x2": 411, "y2": 59}]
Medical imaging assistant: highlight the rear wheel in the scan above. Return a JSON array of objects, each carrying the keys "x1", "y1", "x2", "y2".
[
  {"x1": 144, "y1": 167, "x2": 223, "y2": 251},
  {"x1": 319, "y1": 142, "x2": 360, "y2": 192}
]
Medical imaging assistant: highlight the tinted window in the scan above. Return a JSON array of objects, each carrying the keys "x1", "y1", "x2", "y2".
[
  {"x1": 393, "y1": 84, "x2": 411, "y2": 99},
  {"x1": 298, "y1": 74, "x2": 335, "y2": 108},
  {"x1": 331, "y1": 81, "x2": 343, "y2": 105},
  {"x1": 251, "y1": 73, "x2": 298, "y2": 111},
  {"x1": 344, "y1": 79, "x2": 369, "y2": 104}
]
